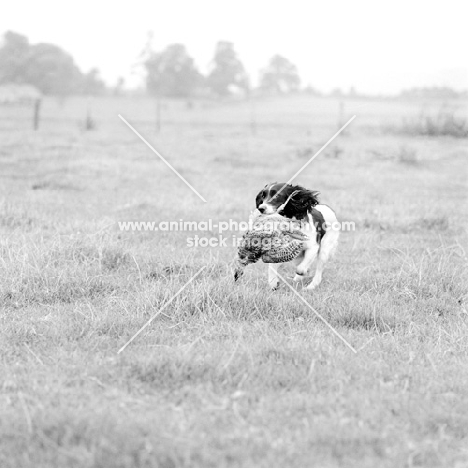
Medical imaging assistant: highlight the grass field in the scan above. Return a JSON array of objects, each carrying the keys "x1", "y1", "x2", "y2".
[{"x1": 1, "y1": 95, "x2": 467, "y2": 467}]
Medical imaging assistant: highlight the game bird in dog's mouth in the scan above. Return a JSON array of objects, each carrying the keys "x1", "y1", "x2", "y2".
[
  {"x1": 234, "y1": 211, "x2": 310, "y2": 280},
  {"x1": 234, "y1": 182, "x2": 340, "y2": 290}
]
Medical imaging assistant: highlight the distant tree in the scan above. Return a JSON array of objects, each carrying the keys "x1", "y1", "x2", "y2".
[
  {"x1": 0, "y1": 31, "x2": 30, "y2": 84},
  {"x1": 207, "y1": 41, "x2": 249, "y2": 96},
  {"x1": 24, "y1": 43, "x2": 82, "y2": 95},
  {"x1": 303, "y1": 83, "x2": 321, "y2": 96},
  {"x1": 145, "y1": 43, "x2": 201, "y2": 97},
  {"x1": 114, "y1": 76, "x2": 125, "y2": 95},
  {"x1": 260, "y1": 55, "x2": 300, "y2": 94},
  {"x1": 400, "y1": 87, "x2": 462, "y2": 99},
  {"x1": 0, "y1": 31, "x2": 106, "y2": 96},
  {"x1": 81, "y1": 68, "x2": 106, "y2": 95},
  {"x1": 132, "y1": 31, "x2": 153, "y2": 82},
  {"x1": 331, "y1": 87, "x2": 344, "y2": 97},
  {"x1": 348, "y1": 86, "x2": 357, "y2": 97}
]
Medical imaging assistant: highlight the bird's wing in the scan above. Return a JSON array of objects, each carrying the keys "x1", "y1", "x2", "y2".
[{"x1": 261, "y1": 239, "x2": 305, "y2": 264}]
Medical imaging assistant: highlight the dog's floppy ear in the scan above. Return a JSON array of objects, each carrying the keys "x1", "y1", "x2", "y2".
[
  {"x1": 255, "y1": 186, "x2": 267, "y2": 208},
  {"x1": 282, "y1": 185, "x2": 320, "y2": 220}
]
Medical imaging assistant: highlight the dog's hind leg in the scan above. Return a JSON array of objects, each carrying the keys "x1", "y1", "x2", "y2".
[
  {"x1": 306, "y1": 227, "x2": 339, "y2": 290},
  {"x1": 293, "y1": 242, "x2": 319, "y2": 281}
]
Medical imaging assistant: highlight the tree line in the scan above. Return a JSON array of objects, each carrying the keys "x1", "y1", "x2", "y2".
[
  {"x1": 145, "y1": 41, "x2": 300, "y2": 97},
  {"x1": 0, "y1": 31, "x2": 105, "y2": 95},
  {"x1": 3, "y1": 31, "x2": 463, "y2": 100},
  {"x1": 0, "y1": 31, "x2": 301, "y2": 97}
]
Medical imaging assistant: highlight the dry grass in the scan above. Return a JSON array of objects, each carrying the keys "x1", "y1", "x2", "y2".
[
  {"x1": 386, "y1": 103, "x2": 468, "y2": 138},
  {"x1": 0, "y1": 95, "x2": 467, "y2": 468}
]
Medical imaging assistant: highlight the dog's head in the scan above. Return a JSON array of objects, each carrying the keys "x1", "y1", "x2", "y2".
[{"x1": 255, "y1": 182, "x2": 320, "y2": 220}]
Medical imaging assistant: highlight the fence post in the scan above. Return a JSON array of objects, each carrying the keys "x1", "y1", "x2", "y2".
[
  {"x1": 85, "y1": 106, "x2": 92, "y2": 130},
  {"x1": 33, "y1": 98, "x2": 41, "y2": 130}
]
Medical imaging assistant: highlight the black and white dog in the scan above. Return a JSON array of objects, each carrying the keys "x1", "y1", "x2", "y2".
[{"x1": 255, "y1": 182, "x2": 339, "y2": 290}]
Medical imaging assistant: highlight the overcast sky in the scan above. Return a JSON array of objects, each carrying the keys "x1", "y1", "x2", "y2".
[{"x1": 2, "y1": 0, "x2": 467, "y2": 94}]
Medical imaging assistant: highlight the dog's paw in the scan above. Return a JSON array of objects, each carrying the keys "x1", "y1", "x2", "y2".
[
  {"x1": 306, "y1": 275, "x2": 322, "y2": 290},
  {"x1": 293, "y1": 274, "x2": 303, "y2": 282},
  {"x1": 295, "y1": 266, "x2": 308, "y2": 277}
]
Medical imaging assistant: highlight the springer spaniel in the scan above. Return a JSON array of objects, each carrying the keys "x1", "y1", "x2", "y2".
[{"x1": 255, "y1": 182, "x2": 339, "y2": 290}]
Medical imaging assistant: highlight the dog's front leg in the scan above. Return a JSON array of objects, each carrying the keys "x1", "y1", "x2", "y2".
[
  {"x1": 268, "y1": 264, "x2": 280, "y2": 290},
  {"x1": 293, "y1": 244, "x2": 319, "y2": 282}
]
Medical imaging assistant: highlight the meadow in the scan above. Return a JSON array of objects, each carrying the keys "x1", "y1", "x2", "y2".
[{"x1": 0, "y1": 94, "x2": 467, "y2": 468}]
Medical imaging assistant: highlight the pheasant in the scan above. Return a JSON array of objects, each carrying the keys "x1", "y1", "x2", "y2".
[{"x1": 234, "y1": 211, "x2": 309, "y2": 281}]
